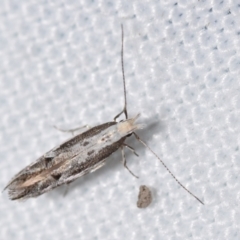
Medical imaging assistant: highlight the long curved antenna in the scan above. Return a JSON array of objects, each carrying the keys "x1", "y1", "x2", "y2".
[
  {"x1": 133, "y1": 132, "x2": 204, "y2": 205},
  {"x1": 114, "y1": 24, "x2": 128, "y2": 121}
]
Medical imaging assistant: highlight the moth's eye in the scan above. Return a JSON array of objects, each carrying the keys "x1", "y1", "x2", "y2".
[{"x1": 127, "y1": 133, "x2": 132, "y2": 137}]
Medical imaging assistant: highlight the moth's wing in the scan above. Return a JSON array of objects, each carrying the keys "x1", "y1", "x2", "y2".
[
  {"x1": 3, "y1": 132, "x2": 87, "y2": 192},
  {"x1": 4, "y1": 134, "x2": 109, "y2": 200},
  {"x1": 58, "y1": 156, "x2": 106, "y2": 185},
  {"x1": 5, "y1": 122, "x2": 118, "y2": 200},
  {"x1": 6, "y1": 153, "x2": 107, "y2": 200},
  {"x1": 5, "y1": 154, "x2": 73, "y2": 200}
]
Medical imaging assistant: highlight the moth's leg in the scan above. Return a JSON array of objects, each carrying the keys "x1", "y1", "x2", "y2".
[
  {"x1": 53, "y1": 125, "x2": 91, "y2": 136},
  {"x1": 121, "y1": 146, "x2": 139, "y2": 178},
  {"x1": 114, "y1": 108, "x2": 127, "y2": 122},
  {"x1": 63, "y1": 180, "x2": 75, "y2": 197},
  {"x1": 63, "y1": 185, "x2": 69, "y2": 197},
  {"x1": 123, "y1": 143, "x2": 139, "y2": 157},
  {"x1": 133, "y1": 132, "x2": 204, "y2": 205}
]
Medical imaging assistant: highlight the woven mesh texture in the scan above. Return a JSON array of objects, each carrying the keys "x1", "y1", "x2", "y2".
[{"x1": 1, "y1": 1, "x2": 240, "y2": 239}]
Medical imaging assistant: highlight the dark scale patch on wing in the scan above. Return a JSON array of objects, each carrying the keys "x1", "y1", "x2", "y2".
[
  {"x1": 83, "y1": 141, "x2": 89, "y2": 146},
  {"x1": 51, "y1": 173, "x2": 62, "y2": 180},
  {"x1": 87, "y1": 150, "x2": 94, "y2": 156},
  {"x1": 45, "y1": 157, "x2": 53, "y2": 168},
  {"x1": 101, "y1": 134, "x2": 111, "y2": 142}
]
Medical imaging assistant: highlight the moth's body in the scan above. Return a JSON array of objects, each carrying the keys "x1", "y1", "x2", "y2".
[
  {"x1": 4, "y1": 25, "x2": 203, "y2": 204},
  {"x1": 5, "y1": 117, "x2": 141, "y2": 200}
]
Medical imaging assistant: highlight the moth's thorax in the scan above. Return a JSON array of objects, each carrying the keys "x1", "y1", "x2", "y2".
[{"x1": 117, "y1": 114, "x2": 142, "y2": 136}]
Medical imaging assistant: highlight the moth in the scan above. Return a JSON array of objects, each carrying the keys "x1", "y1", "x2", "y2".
[{"x1": 4, "y1": 25, "x2": 203, "y2": 204}]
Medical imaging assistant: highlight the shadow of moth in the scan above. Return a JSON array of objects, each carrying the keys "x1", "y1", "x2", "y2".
[{"x1": 4, "y1": 25, "x2": 203, "y2": 204}]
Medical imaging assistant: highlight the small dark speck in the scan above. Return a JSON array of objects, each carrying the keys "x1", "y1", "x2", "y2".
[
  {"x1": 45, "y1": 158, "x2": 52, "y2": 167},
  {"x1": 83, "y1": 141, "x2": 89, "y2": 146},
  {"x1": 143, "y1": 35, "x2": 148, "y2": 41},
  {"x1": 87, "y1": 150, "x2": 94, "y2": 156},
  {"x1": 227, "y1": 10, "x2": 231, "y2": 14},
  {"x1": 52, "y1": 173, "x2": 61, "y2": 180},
  {"x1": 209, "y1": 8, "x2": 212, "y2": 12}
]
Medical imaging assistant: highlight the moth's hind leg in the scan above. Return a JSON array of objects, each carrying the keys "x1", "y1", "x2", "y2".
[
  {"x1": 123, "y1": 143, "x2": 139, "y2": 157},
  {"x1": 63, "y1": 185, "x2": 69, "y2": 197},
  {"x1": 121, "y1": 145, "x2": 139, "y2": 178},
  {"x1": 63, "y1": 179, "x2": 76, "y2": 197},
  {"x1": 53, "y1": 125, "x2": 91, "y2": 136}
]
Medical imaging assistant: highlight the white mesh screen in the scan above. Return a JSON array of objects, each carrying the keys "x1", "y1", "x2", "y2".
[{"x1": 1, "y1": 1, "x2": 240, "y2": 239}]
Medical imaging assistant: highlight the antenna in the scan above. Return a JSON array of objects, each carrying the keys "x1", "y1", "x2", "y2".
[
  {"x1": 114, "y1": 24, "x2": 128, "y2": 121},
  {"x1": 133, "y1": 133, "x2": 204, "y2": 205},
  {"x1": 115, "y1": 25, "x2": 204, "y2": 205}
]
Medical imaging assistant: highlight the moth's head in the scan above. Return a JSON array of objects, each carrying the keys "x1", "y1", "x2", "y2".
[{"x1": 117, "y1": 114, "x2": 144, "y2": 136}]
